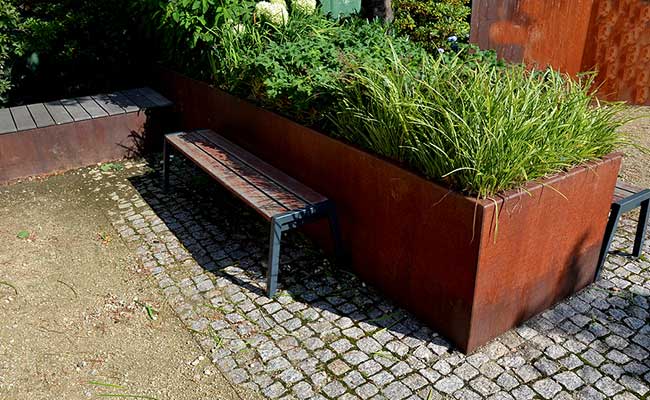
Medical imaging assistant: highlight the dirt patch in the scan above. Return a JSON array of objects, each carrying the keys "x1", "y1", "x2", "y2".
[
  {"x1": 619, "y1": 105, "x2": 650, "y2": 187},
  {"x1": 0, "y1": 170, "x2": 257, "y2": 400}
]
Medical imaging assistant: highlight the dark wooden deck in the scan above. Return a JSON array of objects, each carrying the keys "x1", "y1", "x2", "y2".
[
  {"x1": 0, "y1": 87, "x2": 172, "y2": 135},
  {"x1": 166, "y1": 130, "x2": 327, "y2": 220}
]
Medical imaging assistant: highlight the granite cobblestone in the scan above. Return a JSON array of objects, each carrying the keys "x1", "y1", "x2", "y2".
[{"x1": 92, "y1": 158, "x2": 650, "y2": 399}]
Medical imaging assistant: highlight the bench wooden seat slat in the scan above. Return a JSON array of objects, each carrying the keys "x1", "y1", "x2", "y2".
[
  {"x1": 167, "y1": 131, "x2": 305, "y2": 219},
  {"x1": 193, "y1": 130, "x2": 327, "y2": 205},
  {"x1": 91, "y1": 94, "x2": 127, "y2": 115},
  {"x1": 61, "y1": 99, "x2": 92, "y2": 121},
  {"x1": 138, "y1": 87, "x2": 174, "y2": 108},
  {"x1": 164, "y1": 129, "x2": 342, "y2": 297},
  {"x1": 10, "y1": 106, "x2": 37, "y2": 131},
  {"x1": 0, "y1": 108, "x2": 16, "y2": 134},
  {"x1": 0, "y1": 87, "x2": 170, "y2": 132},
  {"x1": 44, "y1": 101, "x2": 74, "y2": 125},
  {"x1": 27, "y1": 103, "x2": 55, "y2": 128},
  {"x1": 108, "y1": 93, "x2": 140, "y2": 113},
  {"x1": 190, "y1": 131, "x2": 309, "y2": 211},
  {"x1": 77, "y1": 96, "x2": 109, "y2": 119}
]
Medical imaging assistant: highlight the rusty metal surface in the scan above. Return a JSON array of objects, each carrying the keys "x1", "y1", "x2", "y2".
[
  {"x1": 154, "y1": 68, "x2": 621, "y2": 352},
  {"x1": 471, "y1": 0, "x2": 650, "y2": 105},
  {"x1": 583, "y1": 0, "x2": 650, "y2": 104},
  {"x1": 470, "y1": 154, "x2": 621, "y2": 352},
  {"x1": 166, "y1": 130, "x2": 318, "y2": 220},
  {"x1": 0, "y1": 112, "x2": 149, "y2": 184}
]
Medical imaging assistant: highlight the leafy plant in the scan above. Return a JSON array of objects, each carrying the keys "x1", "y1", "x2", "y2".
[
  {"x1": 143, "y1": 0, "x2": 626, "y2": 198},
  {"x1": 0, "y1": 1, "x2": 24, "y2": 104},
  {"x1": 393, "y1": 0, "x2": 471, "y2": 53},
  {"x1": 100, "y1": 162, "x2": 124, "y2": 172},
  {"x1": 2, "y1": 0, "x2": 144, "y2": 105},
  {"x1": 210, "y1": 9, "x2": 427, "y2": 125}
]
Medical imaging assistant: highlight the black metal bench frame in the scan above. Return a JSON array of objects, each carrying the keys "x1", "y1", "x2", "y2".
[
  {"x1": 162, "y1": 131, "x2": 343, "y2": 297},
  {"x1": 596, "y1": 183, "x2": 650, "y2": 279}
]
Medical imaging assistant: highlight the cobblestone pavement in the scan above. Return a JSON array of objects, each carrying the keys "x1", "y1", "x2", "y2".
[{"x1": 90, "y1": 156, "x2": 650, "y2": 400}]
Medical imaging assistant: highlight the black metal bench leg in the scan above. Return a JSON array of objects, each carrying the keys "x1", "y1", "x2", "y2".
[
  {"x1": 266, "y1": 217, "x2": 283, "y2": 298},
  {"x1": 633, "y1": 199, "x2": 649, "y2": 257},
  {"x1": 326, "y1": 204, "x2": 344, "y2": 264},
  {"x1": 163, "y1": 139, "x2": 171, "y2": 192},
  {"x1": 596, "y1": 203, "x2": 623, "y2": 280}
]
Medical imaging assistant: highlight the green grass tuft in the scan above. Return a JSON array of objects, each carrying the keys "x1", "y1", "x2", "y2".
[{"x1": 331, "y1": 50, "x2": 627, "y2": 198}]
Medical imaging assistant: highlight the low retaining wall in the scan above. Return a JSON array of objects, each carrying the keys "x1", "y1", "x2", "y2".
[{"x1": 0, "y1": 89, "x2": 174, "y2": 184}]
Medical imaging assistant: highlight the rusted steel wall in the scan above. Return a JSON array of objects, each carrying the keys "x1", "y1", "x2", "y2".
[
  {"x1": 583, "y1": 0, "x2": 650, "y2": 104},
  {"x1": 155, "y1": 68, "x2": 621, "y2": 352},
  {"x1": 470, "y1": 0, "x2": 595, "y2": 75},
  {"x1": 471, "y1": 0, "x2": 650, "y2": 105},
  {"x1": 0, "y1": 111, "x2": 162, "y2": 184}
]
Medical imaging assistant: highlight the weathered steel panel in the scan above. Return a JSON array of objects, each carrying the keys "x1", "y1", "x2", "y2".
[
  {"x1": 583, "y1": 0, "x2": 650, "y2": 104},
  {"x1": 0, "y1": 113, "x2": 148, "y2": 184},
  {"x1": 471, "y1": 0, "x2": 650, "y2": 105}
]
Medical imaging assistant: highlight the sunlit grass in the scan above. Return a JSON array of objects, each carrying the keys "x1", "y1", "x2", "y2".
[{"x1": 332, "y1": 50, "x2": 627, "y2": 198}]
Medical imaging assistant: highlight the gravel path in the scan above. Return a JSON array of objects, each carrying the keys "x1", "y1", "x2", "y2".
[{"x1": 619, "y1": 106, "x2": 650, "y2": 187}]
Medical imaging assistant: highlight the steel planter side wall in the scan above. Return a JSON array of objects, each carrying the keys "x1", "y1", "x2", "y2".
[
  {"x1": 0, "y1": 112, "x2": 149, "y2": 184},
  {"x1": 471, "y1": 0, "x2": 650, "y2": 105}
]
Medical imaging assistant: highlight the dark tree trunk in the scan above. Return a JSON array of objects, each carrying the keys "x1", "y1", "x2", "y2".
[{"x1": 361, "y1": 0, "x2": 393, "y2": 22}]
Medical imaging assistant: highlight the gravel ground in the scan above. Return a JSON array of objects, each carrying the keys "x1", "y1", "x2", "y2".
[
  {"x1": 0, "y1": 169, "x2": 259, "y2": 400},
  {"x1": 619, "y1": 106, "x2": 650, "y2": 187}
]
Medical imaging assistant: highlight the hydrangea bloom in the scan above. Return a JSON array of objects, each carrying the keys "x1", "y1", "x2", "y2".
[
  {"x1": 255, "y1": 1, "x2": 289, "y2": 26},
  {"x1": 292, "y1": 0, "x2": 317, "y2": 14},
  {"x1": 232, "y1": 23, "x2": 246, "y2": 35}
]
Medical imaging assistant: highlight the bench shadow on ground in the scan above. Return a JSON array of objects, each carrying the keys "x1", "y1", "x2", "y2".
[{"x1": 127, "y1": 155, "x2": 447, "y2": 350}]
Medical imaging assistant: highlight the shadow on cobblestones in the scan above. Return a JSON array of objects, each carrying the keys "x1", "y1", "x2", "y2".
[
  {"x1": 108, "y1": 156, "x2": 650, "y2": 399},
  {"x1": 129, "y1": 157, "x2": 432, "y2": 340}
]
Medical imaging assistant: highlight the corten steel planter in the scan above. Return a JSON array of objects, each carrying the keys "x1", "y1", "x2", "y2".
[{"x1": 154, "y1": 68, "x2": 622, "y2": 353}]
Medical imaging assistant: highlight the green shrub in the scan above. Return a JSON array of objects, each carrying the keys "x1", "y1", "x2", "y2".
[
  {"x1": 0, "y1": 1, "x2": 24, "y2": 104},
  {"x1": 393, "y1": 0, "x2": 471, "y2": 53},
  {"x1": 1, "y1": 0, "x2": 143, "y2": 105},
  {"x1": 212, "y1": 12, "x2": 427, "y2": 125},
  {"x1": 144, "y1": 0, "x2": 625, "y2": 198}
]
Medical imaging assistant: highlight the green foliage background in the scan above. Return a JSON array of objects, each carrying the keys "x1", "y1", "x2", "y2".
[
  {"x1": 0, "y1": 0, "x2": 143, "y2": 105},
  {"x1": 393, "y1": 0, "x2": 471, "y2": 52}
]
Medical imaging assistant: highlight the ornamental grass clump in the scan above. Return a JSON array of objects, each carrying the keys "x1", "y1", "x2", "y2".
[{"x1": 331, "y1": 51, "x2": 626, "y2": 198}]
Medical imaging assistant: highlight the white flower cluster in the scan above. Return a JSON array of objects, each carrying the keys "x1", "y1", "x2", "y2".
[
  {"x1": 255, "y1": 1, "x2": 289, "y2": 26},
  {"x1": 292, "y1": 0, "x2": 317, "y2": 14}
]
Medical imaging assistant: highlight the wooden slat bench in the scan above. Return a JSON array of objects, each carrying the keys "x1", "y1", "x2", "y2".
[
  {"x1": 163, "y1": 130, "x2": 343, "y2": 297},
  {"x1": 0, "y1": 87, "x2": 172, "y2": 183},
  {"x1": 596, "y1": 180, "x2": 650, "y2": 278}
]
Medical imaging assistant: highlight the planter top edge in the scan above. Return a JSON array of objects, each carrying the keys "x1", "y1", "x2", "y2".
[{"x1": 476, "y1": 152, "x2": 623, "y2": 208}]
